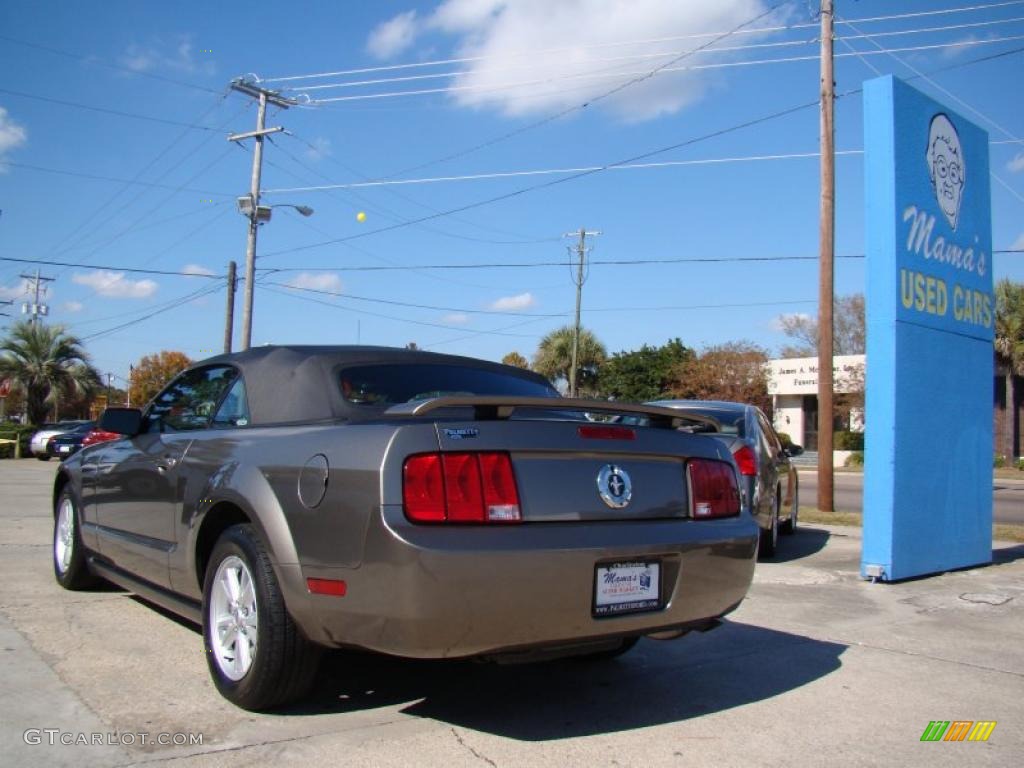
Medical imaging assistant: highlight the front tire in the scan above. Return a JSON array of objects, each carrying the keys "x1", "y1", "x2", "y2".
[
  {"x1": 202, "y1": 524, "x2": 319, "y2": 711},
  {"x1": 53, "y1": 487, "x2": 97, "y2": 590}
]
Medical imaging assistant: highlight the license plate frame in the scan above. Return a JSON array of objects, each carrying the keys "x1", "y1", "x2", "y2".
[{"x1": 593, "y1": 560, "x2": 661, "y2": 617}]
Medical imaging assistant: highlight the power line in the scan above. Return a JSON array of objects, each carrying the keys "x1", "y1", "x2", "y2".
[
  {"x1": 79, "y1": 282, "x2": 224, "y2": 342},
  {"x1": 258, "y1": 0, "x2": 1024, "y2": 84},
  {"x1": 0, "y1": 34, "x2": 222, "y2": 94},
  {"x1": 261, "y1": 280, "x2": 565, "y2": 317},
  {"x1": 0, "y1": 256, "x2": 224, "y2": 278},
  {"x1": 262, "y1": 150, "x2": 865, "y2": 194},
  {"x1": 309, "y1": 34, "x2": 1024, "y2": 104},
  {"x1": 0, "y1": 161, "x2": 233, "y2": 196},
  {"x1": 259, "y1": 249, "x2": 1024, "y2": 275},
  {"x1": 42, "y1": 94, "x2": 231, "y2": 258},
  {"x1": 284, "y1": 16, "x2": 1024, "y2": 96},
  {"x1": 259, "y1": 98, "x2": 819, "y2": 261},
  {"x1": 344, "y1": 1, "x2": 787, "y2": 182},
  {"x1": 0, "y1": 86, "x2": 225, "y2": 130}
]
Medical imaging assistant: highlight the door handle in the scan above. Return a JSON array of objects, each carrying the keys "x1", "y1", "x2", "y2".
[{"x1": 156, "y1": 455, "x2": 179, "y2": 472}]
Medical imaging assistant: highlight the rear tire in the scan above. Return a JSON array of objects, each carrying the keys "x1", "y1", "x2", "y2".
[
  {"x1": 202, "y1": 524, "x2": 320, "y2": 711},
  {"x1": 758, "y1": 490, "x2": 779, "y2": 559},
  {"x1": 53, "y1": 487, "x2": 97, "y2": 590}
]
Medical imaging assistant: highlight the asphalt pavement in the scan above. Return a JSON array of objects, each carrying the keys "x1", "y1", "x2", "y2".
[
  {"x1": 799, "y1": 470, "x2": 1024, "y2": 525},
  {"x1": 1, "y1": 458, "x2": 1022, "y2": 767}
]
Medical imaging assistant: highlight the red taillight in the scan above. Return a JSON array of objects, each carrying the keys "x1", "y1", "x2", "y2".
[
  {"x1": 478, "y1": 452, "x2": 521, "y2": 522},
  {"x1": 403, "y1": 454, "x2": 446, "y2": 522},
  {"x1": 403, "y1": 452, "x2": 521, "y2": 524},
  {"x1": 732, "y1": 444, "x2": 757, "y2": 476},
  {"x1": 689, "y1": 459, "x2": 741, "y2": 519},
  {"x1": 577, "y1": 425, "x2": 636, "y2": 441},
  {"x1": 443, "y1": 453, "x2": 484, "y2": 522},
  {"x1": 82, "y1": 429, "x2": 120, "y2": 447}
]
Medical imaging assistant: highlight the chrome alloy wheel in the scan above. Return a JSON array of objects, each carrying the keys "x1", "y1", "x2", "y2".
[
  {"x1": 54, "y1": 497, "x2": 75, "y2": 574},
  {"x1": 210, "y1": 555, "x2": 258, "y2": 681}
]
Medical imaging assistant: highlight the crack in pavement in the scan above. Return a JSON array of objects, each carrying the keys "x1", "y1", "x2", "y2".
[{"x1": 450, "y1": 727, "x2": 498, "y2": 768}]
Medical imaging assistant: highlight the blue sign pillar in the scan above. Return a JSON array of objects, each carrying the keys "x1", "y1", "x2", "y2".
[{"x1": 862, "y1": 76, "x2": 993, "y2": 582}]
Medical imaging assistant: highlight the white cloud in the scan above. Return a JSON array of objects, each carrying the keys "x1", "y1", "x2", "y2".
[
  {"x1": 442, "y1": 312, "x2": 470, "y2": 324},
  {"x1": 72, "y1": 270, "x2": 158, "y2": 299},
  {"x1": 0, "y1": 107, "x2": 28, "y2": 168},
  {"x1": 422, "y1": 0, "x2": 771, "y2": 121},
  {"x1": 1008, "y1": 153, "x2": 1024, "y2": 174},
  {"x1": 304, "y1": 137, "x2": 332, "y2": 162},
  {"x1": 285, "y1": 272, "x2": 343, "y2": 293},
  {"x1": 489, "y1": 291, "x2": 535, "y2": 311},
  {"x1": 182, "y1": 264, "x2": 215, "y2": 277},
  {"x1": 0, "y1": 279, "x2": 30, "y2": 300},
  {"x1": 1012, "y1": 232, "x2": 1024, "y2": 251},
  {"x1": 120, "y1": 37, "x2": 214, "y2": 76},
  {"x1": 62, "y1": 301, "x2": 84, "y2": 313},
  {"x1": 367, "y1": 10, "x2": 421, "y2": 59}
]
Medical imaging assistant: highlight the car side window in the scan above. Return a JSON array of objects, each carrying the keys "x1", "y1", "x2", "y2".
[
  {"x1": 147, "y1": 366, "x2": 238, "y2": 433},
  {"x1": 212, "y1": 377, "x2": 251, "y2": 428}
]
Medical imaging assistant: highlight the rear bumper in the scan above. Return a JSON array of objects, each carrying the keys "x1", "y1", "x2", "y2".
[{"x1": 290, "y1": 508, "x2": 759, "y2": 657}]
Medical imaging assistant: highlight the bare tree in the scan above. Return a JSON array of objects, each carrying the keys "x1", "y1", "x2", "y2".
[{"x1": 777, "y1": 294, "x2": 865, "y2": 358}]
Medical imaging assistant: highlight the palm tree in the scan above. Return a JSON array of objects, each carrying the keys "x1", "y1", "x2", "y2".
[
  {"x1": 533, "y1": 326, "x2": 606, "y2": 396},
  {"x1": 0, "y1": 322, "x2": 101, "y2": 425},
  {"x1": 995, "y1": 279, "x2": 1024, "y2": 461}
]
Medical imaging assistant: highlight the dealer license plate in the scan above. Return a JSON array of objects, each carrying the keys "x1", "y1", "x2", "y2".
[{"x1": 593, "y1": 561, "x2": 660, "y2": 616}]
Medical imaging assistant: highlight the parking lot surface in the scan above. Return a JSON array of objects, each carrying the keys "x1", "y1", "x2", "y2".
[{"x1": 1, "y1": 459, "x2": 1022, "y2": 767}]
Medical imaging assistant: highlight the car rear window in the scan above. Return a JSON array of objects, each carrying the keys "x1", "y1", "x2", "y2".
[
  {"x1": 679, "y1": 408, "x2": 745, "y2": 436},
  {"x1": 339, "y1": 364, "x2": 557, "y2": 406}
]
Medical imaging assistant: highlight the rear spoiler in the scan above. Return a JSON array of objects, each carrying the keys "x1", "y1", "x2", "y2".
[{"x1": 384, "y1": 396, "x2": 720, "y2": 431}]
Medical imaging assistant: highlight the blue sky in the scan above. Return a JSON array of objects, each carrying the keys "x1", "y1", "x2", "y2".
[{"x1": 0, "y1": 0, "x2": 1022, "y2": 384}]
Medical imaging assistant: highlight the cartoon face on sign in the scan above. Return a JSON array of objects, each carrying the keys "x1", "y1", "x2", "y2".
[{"x1": 926, "y1": 113, "x2": 964, "y2": 230}]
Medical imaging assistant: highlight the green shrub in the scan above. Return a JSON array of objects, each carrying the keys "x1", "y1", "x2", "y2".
[
  {"x1": 1016, "y1": 458, "x2": 1024, "y2": 472},
  {"x1": 994, "y1": 454, "x2": 1007, "y2": 468},
  {"x1": 0, "y1": 424, "x2": 35, "y2": 459},
  {"x1": 844, "y1": 451, "x2": 864, "y2": 467},
  {"x1": 776, "y1": 431, "x2": 794, "y2": 450},
  {"x1": 834, "y1": 431, "x2": 865, "y2": 451}
]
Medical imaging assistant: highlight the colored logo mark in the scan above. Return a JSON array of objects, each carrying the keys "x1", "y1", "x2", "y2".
[{"x1": 920, "y1": 721, "x2": 996, "y2": 742}]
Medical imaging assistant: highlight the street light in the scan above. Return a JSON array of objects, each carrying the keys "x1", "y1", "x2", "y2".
[{"x1": 234, "y1": 197, "x2": 313, "y2": 349}]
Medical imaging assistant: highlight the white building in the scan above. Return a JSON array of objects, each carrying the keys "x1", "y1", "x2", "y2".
[{"x1": 767, "y1": 355, "x2": 865, "y2": 451}]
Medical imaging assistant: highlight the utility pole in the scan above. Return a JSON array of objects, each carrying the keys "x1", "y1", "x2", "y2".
[
  {"x1": 227, "y1": 78, "x2": 295, "y2": 350},
  {"x1": 818, "y1": 0, "x2": 836, "y2": 513},
  {"x1": 223, "y1": 260, "x2": 237, "y2": 354},
  {"x1": 20, "y1": 269, "x2": 55, "y2": 325},
  {"x1": 564, "y1": 227, "x2": 600, "y2": 398}
]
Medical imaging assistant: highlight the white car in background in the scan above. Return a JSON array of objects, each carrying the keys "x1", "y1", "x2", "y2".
[{"x1": 29, "y1": 422, "x2": 89, "y2": 460}]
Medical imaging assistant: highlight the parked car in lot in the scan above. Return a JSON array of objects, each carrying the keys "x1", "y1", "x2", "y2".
[
  {"x1": 46, "y1": 421, "x2": 96, "y2": 460},
  {"x1": 52, "y1": 346, "x2": 758, "y2": 710},
  {"x1": 30, "y1": 421, "x2": 89, "y2": 460},
  {"x1": 649, "y1": 400, "x2": 801, "y2": 558}
]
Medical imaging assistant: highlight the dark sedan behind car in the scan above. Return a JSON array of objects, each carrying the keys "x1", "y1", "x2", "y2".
[
  {"x1": 47, "y1": 421, "x2": 96, "y2": 460},
  {"x1": 649, "y1": 400, "x2": 802, "y2": 558}
]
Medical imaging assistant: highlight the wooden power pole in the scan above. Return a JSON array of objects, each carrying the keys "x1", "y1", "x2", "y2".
[
  {"x1": 564, "y1": 227, "x2": 600, "y2": 398},
  {"x1": 224, "y1": 260, "x2": 237, "y2": 354},
  {"x1": 818, "y1": 0, "x2": 836, "y2": 512}
]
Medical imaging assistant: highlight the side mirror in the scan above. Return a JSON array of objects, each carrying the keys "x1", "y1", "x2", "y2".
[
  {"x1": 786, "y1": 444, "x2": 805, "y2": 457},
  {"x1": 99, "y1": 407, "x2": 143, "y2": 437}
]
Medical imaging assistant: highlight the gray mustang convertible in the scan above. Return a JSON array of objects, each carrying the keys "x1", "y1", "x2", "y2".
[{"x1": 52, "y1": 345, "x2": 758, "y2": 710}]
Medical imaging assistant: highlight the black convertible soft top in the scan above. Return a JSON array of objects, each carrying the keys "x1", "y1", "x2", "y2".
[{"x1": 194, "y1": 345, "x2": 555, "y2": 426}]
